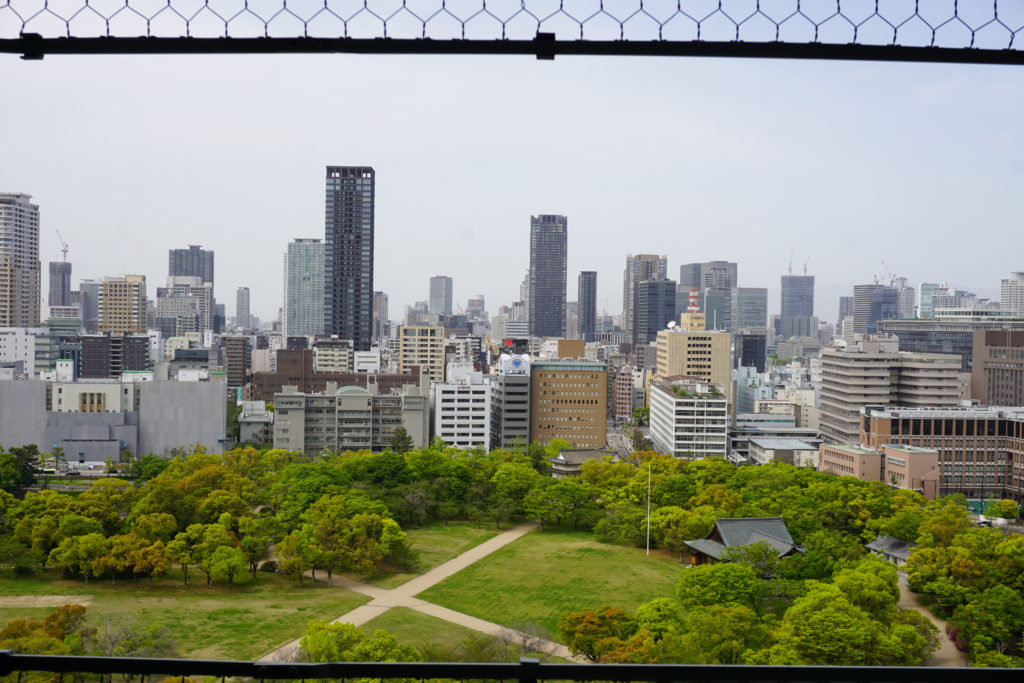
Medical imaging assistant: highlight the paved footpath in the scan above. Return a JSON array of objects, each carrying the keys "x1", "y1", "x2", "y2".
[
  {"x1": 897, "y1": 582, "x2": 967, "y2": 667},
  {"x1": 258, "y1": 521, "x2": 581, "y2": 663}
]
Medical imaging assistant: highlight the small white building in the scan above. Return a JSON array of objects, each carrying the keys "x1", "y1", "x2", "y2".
[
  {"x1": 354, "y1": 350, "x2": 381, "y2": 373},
  {"x1": 649, "y1": 376, "x2": 728, "y2": 459},
  {"x1": 431, "y1": 362, "x2": 492, "y2": 451},
  {"x1": 748, "y1": 438, "x2": 819, "y2": 467}
]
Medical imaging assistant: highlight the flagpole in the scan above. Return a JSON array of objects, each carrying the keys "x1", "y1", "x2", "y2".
[{"x1": 646, "y1": 462, "x2": 651, "y2": 556}]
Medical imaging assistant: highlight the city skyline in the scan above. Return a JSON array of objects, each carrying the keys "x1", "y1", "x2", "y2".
[{"x1": 2, "y1": 56, "x2": 1020, "y2": 324}]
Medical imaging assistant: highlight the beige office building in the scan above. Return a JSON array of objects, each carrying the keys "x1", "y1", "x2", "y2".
[
  {"x1": 530, "y1": 359, "x2": 607, "y2": 448},
  {"x1": 819, "y1": 442, "x2": 940, "y2": 499},
  {"x1": 398, "y1": 325, "x2": 445, "y2": 382},
  {"x1": 819, "y1": 335, "x2": 960, "y2": 444},
  {"x1": 655, "y1": 328, "x2": 731, "y2": 403},
  {"x1": 98, "y1": 275, "x2": 147, "y2": 335}
]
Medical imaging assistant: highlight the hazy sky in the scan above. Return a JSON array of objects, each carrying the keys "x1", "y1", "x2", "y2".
[{"x1": 2, "y1": 51, "x2": 1021, "y2": 325}]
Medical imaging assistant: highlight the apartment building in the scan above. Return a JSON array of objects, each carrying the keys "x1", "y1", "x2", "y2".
[
  {"x1": 819, "y1": 335, "x2": 961, "y2": 444},
  {"x1": 529, "y1": 359, "x2": 607, "y2": 448},
  {"x1": 649, "y1": 376, "x2": 728, "y2": 459},
  {"x1": 313, "y1": 337, "x2": 353, "y2": 373},
  {"x1": 398, "y1": 325, "x2": 445, "y2": 382},
  {"x1": 98, "y1": 275, "x2": 147, "y2": 335},
  {"x1": 273, "y1": 379, "x2": 429, "y2": 455}
]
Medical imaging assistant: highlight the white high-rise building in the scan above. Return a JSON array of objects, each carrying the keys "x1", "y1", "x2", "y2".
[
  {"x1": 428, "y1": 275, "x2": 453, "y2": 316},
  {"x1": 1001, "y1": 272, "x2": 1024, "y2": 316},
  {"x1": 649, "y1": 376, "x2": 728, "y2": 459},
  {"x1": 431, "y1": 363, "x2": 492, "y2": 451},
  {"x1": 282, "y1": 239, "x2": 324, "y2": 338},
  {"x1": 0, "y1": 193, "x2": 41, "y2": 327}
]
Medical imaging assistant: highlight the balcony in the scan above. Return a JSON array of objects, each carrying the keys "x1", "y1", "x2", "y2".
[{"x1": 0, "y1": 653, "x2": 1007, "y2": 683}]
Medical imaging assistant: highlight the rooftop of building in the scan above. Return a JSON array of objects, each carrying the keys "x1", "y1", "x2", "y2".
[
  {"x1": 862, "y1": 405, "x2": 1024, "y2": 420},
  {"x1": 748, "y1": 438, "x2": 818, "y2": 451},
  {"x1": 820, "y1": 443, "x2": 882, "y2": 455},
  {"x1": 881, "y1": 444, "x2": 939, "y2": 454}
]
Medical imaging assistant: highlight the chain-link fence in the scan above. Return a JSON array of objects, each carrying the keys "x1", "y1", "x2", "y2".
[{"x1": 2, "y1": 0, "x2": 1024, "y2": 60}]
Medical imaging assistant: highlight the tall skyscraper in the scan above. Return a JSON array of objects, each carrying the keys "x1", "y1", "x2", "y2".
[
  {"x1": 0, "y1": 193, "x2": 41, "y2": 327},
  {"x1": 528, "y1": 214, "x2": 567, "y2": 338},
  {"x1": 637, "y1": 279, "x2": 677, "y2": 345},
  {"x1": 428, "y1": 275, "x2": 453, "y2": 316},
  {"x1": 918, "y1": 283, "x2": 941, "y2": 319},
  {"x1": 168, "y1": 245, "x2": 214, "y2": 285},
  {"x1": 894, "y1": 277, "x2": 915, "y2": 319},
  {"x1": 732, "y1": 287, "x2": 768, "y2": 331},
  {"x1": 623, "y1": 254, "x2": 668, "y2": 345},
  {"x1": 79, "y1": 278, "x2": 101, "y2": 333},
  {"x1": 49, "y1": 261, "x2": 72, "y2": 308},
  {"x1": 324, "y1": 166, "x2": 374, "y2": 351},
  {"x1": 283, "y1": 238, "x2": 324, "y2": 338},
  {"x1": 98, "y1": 275, "x2": 147, "y2": 335},
  {"x1": 780, "y1": 275, "x2": 815, "y2": 338},
  {"x1": 372, "y1": 291, "x2": 388, "y2": 345},
  {"x1": 852, "y1": 284, "x2": 899, "y2": 335},
  {"x1": 578, "y1": 271, "x2": 597, "y2": 342},
  {"x1": 699, "y1": 261, "x2": 738, "y2": 291},
  {"x1": 678, "y1": 263, "x2": 702, "y2": 291},
  {"x1": 236, "y1": 287, "x2": 251, "y2": 330}
]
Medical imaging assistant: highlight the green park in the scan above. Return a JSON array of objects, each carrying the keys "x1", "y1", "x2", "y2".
[{"x1": 0, "y1": 441, "x2": 1021, "y2": 667}]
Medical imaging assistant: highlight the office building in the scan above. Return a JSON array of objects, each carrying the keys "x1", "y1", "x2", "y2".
[
  {"x1": 649, "y1": 376, "x2": 728, "y2": 459},
  {"x1": 249, "y1": 348, "x2": 418, "y2": 401},
  {"x1": 877, "y1": 315, "x2": 1024, "y2": 373},
  {"x1": 273, "y1": 379, "x2": 429, "y2": 454},
  {"x1": 698, "y1": 261, "x2": 738, "y2": 291},
  {"x1": 429, "y1": 276, "x2": 453, "y2": 316},
  {"x1": 860, "y1": 406, "x2": 1024, "y2": 500},
  {"x1": 156, "y1": 276, "x2": 214, "y2": 335},
  {"x1": 431, "y1": 364, "x2": 492, "y2": 451},
  {"x1": 578, "y1": 271, "x2": 597, "y2": 342},
  {"x1": 838, "y1": 296, "x2": 853, "y2": 324},
  {"x1": 733, "y1": 287, "x2": 768, "y2": 332},
  {"x1": 324, "y1": 166, "x2": 374, "y2": 350},
  {"x1": 528, "y1": 214, "x2": 567, "y2": 338},
  {"x1": 819, "y1": 442, "x2": 940, "y2": 499},
  {"x1": 780, "y1": 275, "x2": 814, "y2": 338},
  {"x1": 735, "y1": 328, "x2": 768, "y2": 372},
  {"x1": 637, "y1": 279, "x2": 677, "y2": 345},
  {"x1": 918, "y1": 283, "x2": 941, "y2": 319},
  {"x1": 397, "y1": 325, "x2": 444, "y2": 382},
  {"x1": 98, "y1": 275, "x2": 147, "y2": 335},
  {"x1": 490, "y1": 354, "x2": 531, "y2": 450},
  {"x1": 282, "y1": 238, "x2": 324, "y2": 339},
  {"x1": 852, "y1": 284, "x2": 899, "y2": 335},
  {"x1": 819, "y1": 335, "x2": 962, "y2": 444},
  {"x1": 894, "y1": 277, "x2": 915, "y2": 319},
  {"x1": 678, "y1": 263, "x2": 702, "y2": 291},
  {"x1": 1001, "y1": 272, "x2": 1024, "y2": 316},
  {"x1": 623, "y1": 254, "x2": 667, "y2": 345},
  {"x1": 529, "y1": 359, "x2": 607, "y2": 448},
  {"x1": 971, "y1": 330, "x2": 1024, "y2": 406},
  {"x1": 0, "y1": 193, "x2": 41, "y2": 327},
  {"x1": 49, "y1": 261, "x2": 72, "y2": 308},
  {"x1": 235, "y1": 287, "x2": 251, "y2": 330},
  {"x1": 655, "y1": 327, "x2": 732, "y2": 403}
]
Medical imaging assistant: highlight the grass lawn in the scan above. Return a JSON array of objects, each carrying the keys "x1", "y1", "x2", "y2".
[
  {"x1": 416, "y1": 528, "x2": 684, "y2": 636},
  {"x1": 363, "y1": 521, "x2": 500, "y2": 589},
  {"x1": 360, "y1": 607, "x2": 481, "y2": 650},
  {"x1": 0, "y1": 568, "x2": 369, "y2": 660}
]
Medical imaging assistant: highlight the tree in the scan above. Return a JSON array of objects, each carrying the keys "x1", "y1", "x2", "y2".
[
  {"x1": 277, "y1": 530, "x2": 314, "y2": 586},
  {"x1": 832, "y1": 557, "x2": 900, "y2": 621},
  {"x1": 47, "y1": 533, "x2": 109, "y2": 584},
  {"x1": 993, "y1": 499, "x2": 1019, "y2": 519},
  {"x1": 299, "y1": 621, "x2": 420, "y2": 663},
  {"x1": 676, "y1": 562, "x2": 761, "y2": 612},
  {"x1": 130, "y1": 541, "x2": 169, "y2": 587},
  {"x1": 389, "y1": 427, "x2": 414, "y2": 454},
  {"x1": 662, "y1": 605, "x2": 767, "y2": 664},
  {"x1": 769, "y1": 582, "x2": 883, "y2": 665},
  {"x1": 208, "y1": 545, "x2": 249, "y2": 589},
  {"x1": 165, "y1": 537, "x2": 195, "y2": 586},
  {"x1": 949, "y1": 585, "x2": 1024, "y2": 655},
  {"x1": 238, "y1": 515, "x2": 282, "y2": 580},
  {"x1": 557, "y1": 607, "x2": 634, "y2": 661},
  {"x1": 132, "y1": 512, "x2": 179, "y2": 543},
  {"x1": 89, "y1": 617, "x2": 178, "y2": 658},
  {"x1": 632, "y1": 407, "x2": 649, "y2": 427}
]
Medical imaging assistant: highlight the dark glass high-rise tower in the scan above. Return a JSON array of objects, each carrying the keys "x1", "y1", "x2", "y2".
[
  {"x1": 528, "y1": 215, "x2": 567, "y2": 338},
  {"x1": 780, "y1": 274, "x2": 815, "y2": 338},
  {"x1": 578, "y1": 271, "x2": 597, "y2": 342},
  {"x1": 168, "y1": 245, "x2": 214, "y2": 285},
  {"x1": 49, "y1": 261, "x2": 72, "y2": 307},
  {"x1": 324, "y1": 166, "x2": 374, "y2": 351}
]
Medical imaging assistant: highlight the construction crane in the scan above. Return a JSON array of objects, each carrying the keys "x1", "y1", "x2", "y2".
[
  {"x1": 55, "y1": 229, "x2": 69, "y2": 261},
  {"x1": 787, "y1": 251, "x2": 793, "y2": 275},
  {"x1": 881, "y1": 259, "x2": 897, "y2": 285},
  {"x1": 803, "y1": 257, "x2": 809, "y2": 276}
]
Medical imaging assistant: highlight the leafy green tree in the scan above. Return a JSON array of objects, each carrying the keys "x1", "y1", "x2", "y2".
[
  {"x1": 130, "y1": 541, "x2": 169, "y2": 587},
  {"x1": 676, "y1": 562, "x2": 761, "y2": 612},
  {"x1": 949, "y1": 585, "x2": 1024, "y2": 655},
  {"x1": 164, "y1": 537, "x2": 195, "y2": 586},
  {"x1": 651, "y1": 506, "x2": 714, "y2": 562},
  {"x1": 722, "y1": 541, "x2": 783, "y2": 579},
  {"x1": 277, "y1": 529, "x2": 315, "y2": 586},
  {"x1": 47, "y1": 533, "x2": 109, "y2": 584},
  {"x1": 132, "y1": 512, "x2": 179, "y2": 543},
  {"x1": 208, "y1": 545, "x2": 249, "y2": 589},
  {"x1": 833, "y1": 557, "x2": 900, "y2": 621},
  {"x1": 632, "y1": 407, "x2": 649, "y2": 427},
  {"x1": 993, "y1": 499, "x2": 1019, "y2": 519},
  {"x1": 129, "y1": 454, "x2": 171, "y2": 483},
  {"x1": 769, "y1": 582, "x2": 883, "y2": 665},
  {"x1": 300, "y1": 621, "x2": 420, "y2": 663},
  {"x1": 389, "y1": 427, "x2": 414, "y2": 454},
  {"x1": 238, "y1": 515, "x2": 282, "y2": 580},
  {"x1": 662, "y1": 605, "x2": 767, "y2": 664}
]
